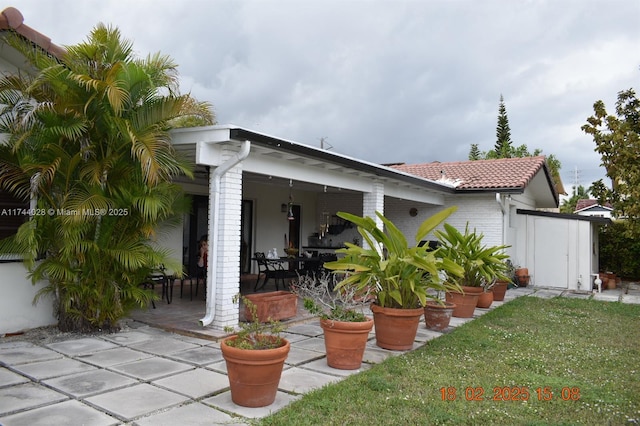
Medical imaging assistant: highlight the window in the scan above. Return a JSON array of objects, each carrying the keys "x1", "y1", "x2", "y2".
[{"x1": 0, "y1": 189, "x2": 29, "y2": 240}]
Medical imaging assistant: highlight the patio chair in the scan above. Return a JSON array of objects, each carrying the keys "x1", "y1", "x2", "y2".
[{"x1": 254, "y1": 252, "x2": 288, "y2": 292}]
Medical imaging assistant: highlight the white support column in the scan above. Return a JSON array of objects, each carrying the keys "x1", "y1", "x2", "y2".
[
  {"x1": 362, "y1": 181, "x2": 385, "y2": 251},
  {"x1": 213, "y1": 164, "x2": 243, "y2": 329}
]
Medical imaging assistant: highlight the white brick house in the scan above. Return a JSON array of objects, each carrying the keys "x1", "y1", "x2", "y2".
[{"x1": 1, "y1": 7, "x2": 604, "y2": 334}]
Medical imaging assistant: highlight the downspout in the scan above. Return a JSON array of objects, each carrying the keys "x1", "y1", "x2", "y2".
[
  {"x1": 496, "y1": 193, "x2": 507, "y2": 247},
  {"x1": 200, "y1": 140, "x2": 251, "y2": 327}
]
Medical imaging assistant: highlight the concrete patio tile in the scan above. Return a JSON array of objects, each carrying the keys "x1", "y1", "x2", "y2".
[
  {"x1": 278, "y1": 366, "x2": 341, "y2": 394},
  {"x1": 0, "y1": 368, "x2": 29, "y2": 387},
  {"x1": 0, "y1": 399, "x2": 119, "y2": 426},
  {"x1": 43, "y1": 369, "x2": 137, "y2": 398},
  {"x1": 108, "y1": 357, "x2": 193, "y2": 381},
  {"x1": 101, "y1": 330, "x2": 155, "y2": 345},
  {"x1": 415, "y1": 327, "x2": 445, "y2": 343},
  {"x1": 129, "y1": 337, "x2": 200, "y2": 355},
  {"x1": 152, "y1": 368, "x2": 229, "y2": 398},
  {"x1": 290, "y1": 337, "x2": 326, "y2": 353},
  {"x1": 11, "y1": 357, "x2": 97, "y2": 380},
  {"x1": 0, "y1": 345, "x2": 62, "y2": 366},
  {"x1": 132, "y1": 402, "x2": 243, "y2": 426},
  {"x1": 46, "y1": 337, "x2": 118, "y2": 356},
  {"x1": 283, "y1": 323, "x2": 324, "y2": 337},
  {"x1": 84, "y1": 383, "x2": 188, "y2": 422},
  {"x1": 165, "y1": 346, "x2": 222, "y2": 366},
  {"x1": 281, "y1": 331, "x2": 315, "y2": 343},
  {"x1": 362, "y1": 346, "x2": 402, "y2": 364},
  {"x1": 76, "y1": 347, "x2": 153, "y2": 367},
  {"x1": 300, "y1": 358, "x2": 372, "y2": 377},
  {"x1": 205, "y1": 359, "x2": 228, "y2": 374},
  {"x1": 284, "y1": 346, "x2": 326, "y2": 366},
  {"x1": 202, "y1": 390, "x2": 299, "y2": 420},
  {"x1": 0, "y1": 383, "x2": 68, "y2": 416}
]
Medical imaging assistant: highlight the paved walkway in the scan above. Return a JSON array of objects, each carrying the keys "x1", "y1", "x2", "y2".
[{"x1": 1, "y1": 285, "x2": 639, "y2": 425}]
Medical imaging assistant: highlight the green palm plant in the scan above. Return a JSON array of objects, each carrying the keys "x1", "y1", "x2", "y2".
[
  {"x1": 324, "y1": 206, "x2": 464, "y2": 309},
  {"x1": 0, "y1": 25, "x2": 213, "y2": 331},
  {"x1": 434, "y1": 223, "x2": 510, "y2": 288}
]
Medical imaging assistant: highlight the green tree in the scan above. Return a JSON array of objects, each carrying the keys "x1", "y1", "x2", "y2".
[
  {"x1": 559, "y1": 185, "x2": 589, "y2": 214},
  {"x1": 0, "y1": 25, "x2": 214, "y2": 331},
  {"x1": 467, "y1": 94, "x2": 564, "y2": 195},
  {"x1": 582, "y1": 88, "x2": 640, "y2": 233},
  {"x1": 468, "y1": 143, "x2": 481, "y2": 160},
  {"x1": 494, "y1": 94, "x2": 512, "y2": 158}
]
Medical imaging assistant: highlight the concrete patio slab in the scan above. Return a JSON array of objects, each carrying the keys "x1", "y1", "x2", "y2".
[
  {"x1": 284, "y1": 346, "x2": 326, "y2": 366},
  {"x1": 0, "y1": 399, "x2": 119, "y2": 426},
  {"x1": 129, "y1": 337, "x2": 200, "y2": 355},
  {"x1": 132, "y1": 402, "x2": 243, "y2": 426},
  {"x1": 283, "y1": 323, "x2": 324, "y2": 337},
  {"x1": 10, "y1": 357, "x2": 96, "y2": 380},
  {"x1": 278, "y1": 366, "x2": 341, "y2": 394},
  {"x1": 46, "y1": 337, "x2": 118, "y2": 356},
  {"x1": 0, "y1": 383, "x2": 68, "y2": 416},
  {"x1": 202, "y1": 390, "x2": 300, "y2": 419},
  {"x1": 108, "y1": 357, "x2": 193, "y2": 381},
  {"x1": 0, "y1": 344, "x2": 62, "y2": 366},
  {"x1": 84, "y1": 383, "x2": 188, "y2": 422},
  {"x1": 75, "y1": 346, "x2": 153, "y2": 367},
  {"x1": 290, "y1": 336, "x2": 326, "y2": 353},
  {"x1": 165, "y1": 346, "x2": 223, "y2": 366},
  {"x1": 0, "y1": 368, "x2": 29, "y2": 387},
  {"x1": 152, "y1": 368, "x2": 229, "y2": 398},
  {"x1": 43, "y1": 369, "x2": 137, "y2": 398},
  {"x1": 300, "y1": 357, "x2": 372, "y2": 377},
  {"x1": 100, "y1": 330, "x2": 156, "y2": 345}
]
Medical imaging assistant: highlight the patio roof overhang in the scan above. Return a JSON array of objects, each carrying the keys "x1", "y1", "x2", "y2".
[{"x1": 171, "y1": 124, "x2": 455, "y2": 206}]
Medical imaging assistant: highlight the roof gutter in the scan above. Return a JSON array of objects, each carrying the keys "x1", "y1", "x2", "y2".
[{"x1": 200, "y1": 140, "x2": 251, "y2": 327}]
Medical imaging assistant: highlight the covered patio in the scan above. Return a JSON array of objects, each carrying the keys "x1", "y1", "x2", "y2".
[{"x1": 159, "y1": 125, "x2": 455, "y2": 331}]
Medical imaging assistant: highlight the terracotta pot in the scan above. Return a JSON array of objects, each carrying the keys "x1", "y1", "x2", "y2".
[
  {"x1": 370, "y1": 304, "x2": 423, "y2": 351},
  {"x1": 446, "y1": 286, "x2": 483, "y2": 318},
  {"x1": 492, "y1": 280, "x2": 509, "y2": 301},
  {"x1": 476, "y1": 290, "x2": 494, "y2": 309},
  {"x1": 221, "y1": 335, "x2": 290, "y2": 407},
  {"x1": 515, "y1": 268, "x2": 530, "y2": 287},
  {"x1": 320, "y1": 317, "x2": 373, "y2": 369},
  {"x1": 423, "y1": 301, "x2": 456, "y2": 331},
  {"x1": 243, "y1": 291, "x2": 298, "y2": 322}
]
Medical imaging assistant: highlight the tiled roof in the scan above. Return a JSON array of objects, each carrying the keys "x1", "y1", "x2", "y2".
[
  {"x1": 390, "y1": 156, "x2": 549, "y2": 190},
  {"x1": 0, "y1": 7, "x2": 64, "y2": 58},
  {"x1": 575, "y1": 199, "x2": 612, "y2": 211}
]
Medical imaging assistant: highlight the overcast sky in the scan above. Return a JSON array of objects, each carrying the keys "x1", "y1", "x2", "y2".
[{"x1": 13, "y1": 0, "x2": 640, "y2": 193}]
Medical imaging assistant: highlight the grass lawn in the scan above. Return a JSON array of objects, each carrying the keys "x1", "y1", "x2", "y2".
[{"x1": 259, "y1": 296, "x2": 640, "y2": 425}]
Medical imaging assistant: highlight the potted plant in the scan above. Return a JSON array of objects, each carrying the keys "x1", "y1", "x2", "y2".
[
  {"x1": 435, "y1": 223, "x2": 510, "y2": 318},
  {"x1": 515, "y1": 266, "x2": 530, "y2": 287},
  {"x1": 221, "y1": 295, "x2": 290, "y2": 407},
  {"x1": 324, "y1": 206, "x2": 464, "y2": 351},
  {"x1": 423, "y1": 299, "x2": 456, "y2": 331},
  {"x1": 292, "y1": 272, "x2": 374, "y2": 369},
  {"x1": 492, "y1": 259, "x2": 514, "y2": 301}
]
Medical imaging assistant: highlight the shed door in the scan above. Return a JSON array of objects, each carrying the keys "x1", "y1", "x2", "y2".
[{"x1": 533, "y1": 218, "x2": 569, "y2": 288}]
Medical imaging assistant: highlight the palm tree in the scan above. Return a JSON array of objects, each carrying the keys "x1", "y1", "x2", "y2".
[{"x1": 0, "y1": 25, "x2": 214, "y2": 331}]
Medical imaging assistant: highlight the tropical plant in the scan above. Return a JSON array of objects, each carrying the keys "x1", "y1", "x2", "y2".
[
  {"x1": 223, "y1": 294, "x2": 285, "y2": 350},
  {"x1": 292, "y1": 271, "x2": 371, "y2": 322},
  {"x1": 583, "y1": 88, "x2": 640, "y2": 236},
  {"x1": 0, "y1": 25, "x2": 214, "y2": 332},
  {"x1": 323, "y1": 206, "x2": 464, "y2": 309},
  {"x1": 435, "y1": 223, "x2": 510, "y2": 288}
]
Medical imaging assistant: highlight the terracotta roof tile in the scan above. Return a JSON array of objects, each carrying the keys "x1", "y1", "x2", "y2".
[
  {"x1": 0, "y1": 7, "x2": 64, "y2": 58},
  {"x1": 390, "y1": 156, "x2": 548, "y2": 190},
  {"x1": 575, "y1": 199, "x2": 612, "y2": 211}
]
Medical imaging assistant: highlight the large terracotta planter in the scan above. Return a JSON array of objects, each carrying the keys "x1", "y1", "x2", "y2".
[
  {"x1": 221, "y1": 335, "x2": 290, "y2": 407},
  {"x1": 446, "y1": 286, "x2": 483, "y2": 318},
  {"x1": 243, "y1": 291, "x2": 298, "y2": 322},
  {"x1": 492, "y1": 280, "x2": 509, "y2": 301},
  {"x1": 320, "y1": 317, "x2": 373, "y2": 369},
  {"x1": 423, "y1": 301, "x2": 456, "y2": 331},
  {"x1": 370, "y1": 304, "x2": 423, "y2": 351},
  {"x1": 476, "y1": 290, "x2": 493, "y2": 309}
]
